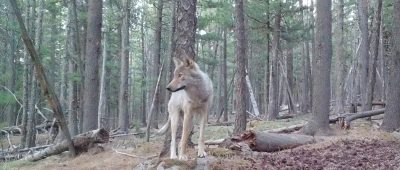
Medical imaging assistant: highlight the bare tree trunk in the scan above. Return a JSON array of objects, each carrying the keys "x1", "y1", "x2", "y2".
[
  {"x1": 303, "y1": 0, "x2": 332, "y2": 136},
  {"x1": 117, "y1": 0, "x2": 130, "y2": 133},
  {"x1": 286, "y1": 46, "x2": 295, "y2": 114},
  {"x1": 21, "y1": 0, "x2": 33, "y2": 149},
  {"x1": 334, "y1": 0, "x2": 346, "y2": 114},
  {"x1": 364, "y1": 0, "x2": 382, "y2": 111},
  {"x1": 219, "y1": 29, "x2": 228, "y2": 122},
  {"x1": 358, "y1": 0, "x2": 370, "y2": 111},
  {"x1": 263, "y1": 0, "x2": 270, "y2": 115},
  {"x1": 27, "y1": 0, "x2": 44, "y2": 148},
  {"x1": 381, "y1": 0, "x2": 400, "y2": 132},
  {"x1": 233, "y1": 0, "x2": 247, "y2": 135},
  {"x1": 98, "y1": 32, "x2": 108, "y2": 130},
  {"x1": 7, "y1": 31, "x2": 17, "y2": 126},
  {"x1": 267, "y1": 3, "x2": 281, "y2": 120},
  {"x1": 83, "y1": 0, "x2": 102, "y2": 132},
  {"x1": 150, "y1": 0, "x2": 164, "y2": 129},
  {"x1": 140, "y1": 9, "x2": 147, "y2": 126}
]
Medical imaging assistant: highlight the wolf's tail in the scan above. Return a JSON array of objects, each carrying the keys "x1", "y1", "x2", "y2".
[{"x1": 156, "y1": 117, "x2": 170, "y2": 135}]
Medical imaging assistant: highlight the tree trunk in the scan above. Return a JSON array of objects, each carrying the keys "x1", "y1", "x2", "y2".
[
  {"x1": 21, "y1": 0, "x2": 34, "y2": 149},
  {"x1": 67, "y1": 0, "x2": 80, "y2": 136},
  {"x1": 217, "y1": 29, "x2": 228, "y2": 123},
  {"x1": 26, "y1": 0, "x2": 44, "y2": 148},
  {"x1": 303, "y1": 0, "x2": 332, "y2": 136},
  {"x1": 358, "y1": 0, "x2": 370, "y2": 111},
  {"x1": 381, "y1": 0, "x2": 400, "y2": 132},
  {"x1": 150, "y1": 0, "x2": 163, "y2": 129},
  {"x1": 140, "y1": 9, "x2": 147, "y2": 126},
  {"x1": 245, "y1": 70, "x2": 259, "y2": 117},
  {"x1": 286, "y1": 46, "x2": 295, "y2": 114},
  {"x1": 334, "y1": 0, "x2": 346, "y2": 114},
  {"x1": 233, "y1": 0, "x2": 247, "y2": 135},
  {"x1": 7, "y1": 31, "x2": 17, "y2": 126},
  {"x1": 117, "y1": 0, "x2": 130, "y2": 133},
  {"x1": 267, "y1": 3, "x2": 281, "y2": 120},
  {"x1": 83, "y1": 0, "x2": 102, "y2": 132},
  {"x1": 364, "y1": 0, "x2": 382, "y2": 111},
  {"x1": 263, "y1": 0, "x2": 270, "y2": 115},
  {"x1": 98, "y1": 32, "x2": 108, "y2": 130},
  {"x1": 9, "y1": 0, "x2": 76, "y2": 156}
]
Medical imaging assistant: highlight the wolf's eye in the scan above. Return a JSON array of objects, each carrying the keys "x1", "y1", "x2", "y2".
[{"x1": 178, "y1": 73, "x2": 183, "y2": 78}]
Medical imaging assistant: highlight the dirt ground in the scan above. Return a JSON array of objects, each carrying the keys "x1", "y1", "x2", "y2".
[{"x1": 2, "y1": 115, "x2": 400, "y2": 170}]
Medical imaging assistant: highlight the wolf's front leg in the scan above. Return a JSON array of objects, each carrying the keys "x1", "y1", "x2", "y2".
[
  {"x1": 169, "y1": 110, "x2": 179, "y2": 159},
  {"x1": 178, "y1": 111, "x2": 193, "y2": 160},
  {"x1": 197, "y1": 110, "x2": 207, "y2": 158}
]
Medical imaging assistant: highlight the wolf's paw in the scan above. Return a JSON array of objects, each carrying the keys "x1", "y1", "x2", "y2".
[
  {"x1": 197, "y1": 150, "x2": 207, "y2": 158},
  {"x1": 178, "y1": 154, "x2": 188, "y2": 160},
  {"x1": 170, "y1": 155, "x2": 178, "y2": 159}
]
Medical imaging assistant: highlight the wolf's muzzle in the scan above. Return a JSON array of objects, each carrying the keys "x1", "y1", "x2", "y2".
[{"x1": 167, "y1": 86, "x2": 186, "y2": 92}]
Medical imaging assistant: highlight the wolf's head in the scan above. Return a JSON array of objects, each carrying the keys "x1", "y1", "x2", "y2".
[{"x1": 166, "y1": 57, "x2": 200, "y2": 92}]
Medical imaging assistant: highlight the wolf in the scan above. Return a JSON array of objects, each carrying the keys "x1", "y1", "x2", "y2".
[{"x1": 158, "y1": 57, "x2": 213, "y2": 160}]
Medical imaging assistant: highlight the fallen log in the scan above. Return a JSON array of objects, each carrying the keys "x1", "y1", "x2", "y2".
[
  {"x1": 220, "y1": 130, "x2": 315, "y2": 152},
  {"x1": 24, "y1": 128, "x2": 109, "y2": 162},
  {"x1": 276, "y1": 114, "x2": 294, "y2": 120},
  {"x1": 343, "y1": 108, "x2": 385, "y2": 129},
  {"x1": 266, "y1": 123, "x2": 305, "y2": 133}
]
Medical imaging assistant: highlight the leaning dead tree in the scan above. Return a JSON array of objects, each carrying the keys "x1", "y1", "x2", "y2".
[
  {"x1": 9, "y1": 0, "x2": 76, "y2": 156},
  {"x1": 342, "y1": 109, "x2": 385, "y2": 129}
]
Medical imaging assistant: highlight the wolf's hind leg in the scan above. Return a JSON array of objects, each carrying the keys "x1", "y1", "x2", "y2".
[
  {"x1": 178, "y1": 109, "x2": 192, "y2": 160},
  {"x1": 197, "y1": 109, "x2": 208, "y2": 158}
]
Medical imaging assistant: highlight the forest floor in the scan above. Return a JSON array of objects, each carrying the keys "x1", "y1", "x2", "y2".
[{"x1": 1, "y1": 113, "x2": 400, "y2": 170}]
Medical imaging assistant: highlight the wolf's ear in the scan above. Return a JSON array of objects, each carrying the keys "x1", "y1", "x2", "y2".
[
  {"x1": 183, "y1": 57, "x2": 195, "y2": 68},
  {"x1": 173, "y1": 57, "x2": 182, "y2": 66}
]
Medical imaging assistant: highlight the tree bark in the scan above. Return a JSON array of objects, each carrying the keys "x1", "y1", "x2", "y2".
[
  {"x1": 175, "y1": 0, "x2": 197, "y2": 60},
  {"x1": 358, "y1": 0, "x2": 370, "y2": 111},
  {"x1": 286, "y1": 46, "x2": 295, "y2": 114},
  {"x1": 21, "y1": 0, "x2": 34, "y2": 149},
  {"x1": 7, "y1": 29, "x2": 17, "y2": 126},
  {"x1": 245, "y1": 70, "x2": 259, "y2": 117},
  {"x1": 334, "y1": 0, "x2": 346, "y2": 114},
  {"x1": 233, "y1": 0, "x2": 248, "y2": 135},
  {"x1": 9, "y1": 0, "x2": 76, "y2": 156},
  {"x1": 267, "y1": 3, "x2": 281, "y2": 120},
  {"x1": 303, "y1": 0, "x2": 332, "y2": 136},
  {"x1": 140, "y1": 8, "x2": 147, "y2": 126},
  {"x1": 381, "y1": 0, "x2": 400, "y2": 132},
  {"x1": 364, "y1": 0, "x2": 382, "y2": 111},
  {"x1": 67, "y1": 0, "x2": 80, "y2": 136},
  {"x1": 118, "y1": 0, "x2": 130, "y2": 133},
  {"x1": 263, "y1": 0, "x2": 270, "y2": 115},
  {"x1": 83, "y1": 0, "x2": 102, "y2": 132},
  {"x1": 150, "y1": 0, "x2": 163, "y2": 129}
]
